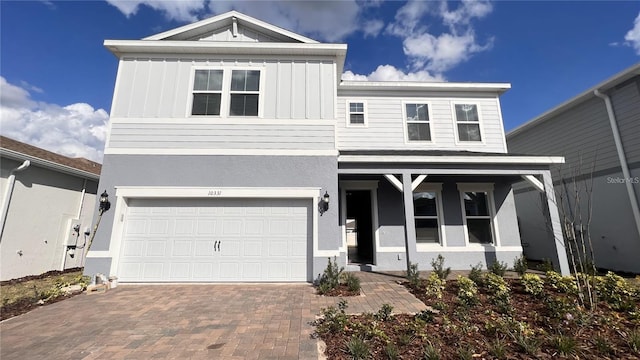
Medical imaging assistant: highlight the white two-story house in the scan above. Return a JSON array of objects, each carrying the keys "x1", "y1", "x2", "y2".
[{"x1": 85, "y1": 11, "x2": 570, "y2": 282}]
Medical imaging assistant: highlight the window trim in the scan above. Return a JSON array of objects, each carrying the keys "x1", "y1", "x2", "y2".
[
  {"x1": 345, "y1": 100, "x2": 368, "y2": 127},
  {"x1": 457, "y1": 183, "x2": 499, "y2": 246},
  {"x1": 451, "y1": 101, "x2": 485, "y2": 145},
  {"x1": 188, "y1": 66, "x2": 265, "y2": 118},
  {"x1": 414, "y1": 182, "x2": 446, "y2": 250},
  {"x1": 402, "y1": 101, "x2": 433, "y2": 143}
]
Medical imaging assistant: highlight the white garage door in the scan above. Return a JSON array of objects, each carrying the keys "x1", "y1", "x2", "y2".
[{"x1": 117, "y1": 198, "x2": 310, "y2": 282}]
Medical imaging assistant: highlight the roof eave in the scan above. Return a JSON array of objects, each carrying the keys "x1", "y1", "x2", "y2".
[
  {"x1": 338, "y1": 154, "x2": 565, "y2": 165},
  {"x1": 338, "y1": 81, "x2": 511, "y2": 94},
  {"x1": 0, "y1": 149, "x2": 100, "y2": 180}
]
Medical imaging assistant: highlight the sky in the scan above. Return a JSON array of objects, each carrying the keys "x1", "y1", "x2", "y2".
[{"x1": 1, "y1": 0, "x2": 639, "y2": 163}]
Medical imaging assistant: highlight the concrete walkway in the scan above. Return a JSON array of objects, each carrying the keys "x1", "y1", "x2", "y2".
[{"x1": 0, "y1": 272, "x2": 425, "y2": 359}]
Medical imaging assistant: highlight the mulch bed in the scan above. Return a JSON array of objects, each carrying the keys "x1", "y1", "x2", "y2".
[
  {"x1": 316, "y1": 277, "x2": 640, "y2": 359},
  {"x1": 318, "y1": 284, "x2": 361, "y2": 297},
  {"x1": 0, "y1": 268, "x2": 83, "y2": 286}
]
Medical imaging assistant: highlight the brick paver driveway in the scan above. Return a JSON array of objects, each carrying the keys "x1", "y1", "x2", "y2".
[{"x1": 1, "y1": 272, "x2": 425, "y2": 359}]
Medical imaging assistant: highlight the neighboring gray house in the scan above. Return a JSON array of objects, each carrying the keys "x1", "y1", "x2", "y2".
[
  {"x1": 84, "y1": 11, "x2": 570, "y2": 283},
  {"x1": 0, "y1": 136, "x2": 101, "y2": 281},
  {"x1": 508, "y1": 63, "x2": 640, "y2": 273}
]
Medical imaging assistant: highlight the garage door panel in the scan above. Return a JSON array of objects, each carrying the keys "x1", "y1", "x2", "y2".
[{"x1": 119, "y1": 198, "x2": 309, "y2": 282}]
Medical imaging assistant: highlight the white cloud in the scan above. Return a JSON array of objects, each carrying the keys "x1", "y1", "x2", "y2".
[
  {"x1": 362, "y1": 19, "x2": 385, "y2": 38},
  {"x1": 105, "y1": 0, "x2": 206, "y2": 22},
  {"x1": 342, "y1": 65, "x2": 444, "y2": 82},
  {"x1": 0, "y1": 77, "x2": 109, "y2": 163},
  {"x1": 386, "y1": 0, "x2": 493, "y2": 74},
  {"x1": 624, "y1": 12, "x2": 640, "y2": 55}
]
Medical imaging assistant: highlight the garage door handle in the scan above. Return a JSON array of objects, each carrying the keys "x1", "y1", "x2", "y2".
[
  {"x1": 214, "y1": 241, "x2": 218, "y2": 252},
  {"x1": 218, "y1": 241, "x2": 221, "y2": 252}
]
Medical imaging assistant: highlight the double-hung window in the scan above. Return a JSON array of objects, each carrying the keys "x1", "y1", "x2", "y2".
[
  {"x1": 229, "y1": 70, "x2": 260, "y2": 116},
  {"x1": 413, "y1": 184, "x2": 443, "y2": 244},
  {"x1": 192, "y1": 70, "x2": 223, "y2": 116},
  {"x1": 459, "y1": 185, "x2": 495, "y2": 244},
  {"x1": 405, "y1": 103, "x2": 431, "y2": 141},
  {"x1": 454, "y1": 103, "x2": 482, "y2": 141},
  {"x1": 348, "y1": 102, "x2": 365, "y2": 125}
]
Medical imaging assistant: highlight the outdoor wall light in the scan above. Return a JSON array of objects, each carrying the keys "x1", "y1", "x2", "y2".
[
  {"x1": 66, "y1": 245, "x2": 77, "y2": 258},
  {"x1": 319, "y1": 191, "x2": 330, "y2": 215},
  {"x1": 98, "y1": 191, "x2": 111, "y2": 214}
]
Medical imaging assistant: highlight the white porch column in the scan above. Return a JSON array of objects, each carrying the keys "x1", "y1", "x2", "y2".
[
  {"x1": 541, "y1": 170, "x2": 571, "y2": 275},
  {"x1": 401, "y1": 171, "x2": 418, "y2": 268}
]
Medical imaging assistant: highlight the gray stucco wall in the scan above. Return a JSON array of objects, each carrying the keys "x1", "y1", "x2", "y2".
[
  {"x1": 84, "y1": 154, "x2": 339, "y2": 280},
  {"x1": 515, "y1": 167, "x2": 640, "y2": 273}
]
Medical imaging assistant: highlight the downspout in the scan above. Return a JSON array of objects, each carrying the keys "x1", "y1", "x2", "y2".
[
  {"x1": 0, "y1": 160, "x2": 31, "y2": 242},
  {"x1": 594, "y1": 89, "x2": 640, "y2": 241}
]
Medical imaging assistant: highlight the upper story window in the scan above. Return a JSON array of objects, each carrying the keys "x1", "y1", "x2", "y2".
[
  {"x1": 405, "y1": 103, "x2": 431, "y2": 141},
  {"x1": 192, "y1": 70, "x2": 223, "y2": 116},
  {"x1": 191, "y1": 68, "x2": 261, "y2": 117},
  {"x1": 454, "y1": 104, "x2": 482, "y2": 141},
  {"x1": 460, "y1": 188, "x2": 494, "y2": 244},
  {"x1": 348, "y1": 102, "x2": 366, "y2": 125},
  {"x1": 230, "y1": 70, "x2": 260, "y2": 116}
]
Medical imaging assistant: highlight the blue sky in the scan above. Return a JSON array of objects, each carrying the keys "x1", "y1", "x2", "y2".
[{"x1": 1, "y1": 0, "x2": 639, "y2": 162}]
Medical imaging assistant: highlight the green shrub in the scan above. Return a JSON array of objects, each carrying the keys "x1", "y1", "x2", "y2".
[
  {"x1": 544, "y1": 296, "x2": 576, "y2": 320},
  {"x1": 521, "y1": 273, "x2": 544, "y2": 297},
  {"x1": 483, "y1": 273, "x2": 511, "y2": 313},
  {"x1": 317, "y1": 257, "x2": 343, "y2": 294},
  {"x1": 316, "y1": 299, "x2": 348, "y2": 334},
  {"x1": 538, "y1": 258, "x2": 554, "y2": 272},
  {"x1": 626, "y1": 328, "x2": 640, "y2": 354},
  {"x1": 431, "y1": 254, "x2": 451, "y2": 280},
  {"x1": 596, "y1": 272, "x2": 638, "y2": 310},
  {"x1": 510, "y1": 331, "x2": 540, "y2": 355},
  {"x1": 489, "y1": 261, "x2": 508, "y2": 277},
  {"x1": 384, "y1": 343, "x2": 399, "y2": 360},
  {"x1": 487, "y1": 337, "x2": 507, "y2": 359},
  {"x1": 456, "y1": 276, "x2": 479, "y2": 307},
  {"x1": 456, "y1": 346, "x2": 474, "y2": 360},
  {"x1": 545, "y1": 271, "x2": 578, "y2": 294},
  {"x1": 425, "y1": 272, "x2": 447, "y2": 299},
  {"x1": 342, "y1": 272, "x2": 361, "y2": 293},
  {"x1": 375, "y1": 303, "x2": 394, "y2": 322},
  {"x1": 551, "y1": 334, "x2": 577, "y2": 357},
  {"x1": 423, "y1": 341, "x2": 441, "y2": 360},
  {"x1": 513, "y1": 255, "x2": 528, "y2": 276},
  {"x1": 415, "y1": 309, "x2": 436, "y2": 323},
  {"x1": 406, "y1": 262, "x2": 421, "y2": 287},
  {"x1": 468, "y1": 262, "x2": 483, "y2": 285},
  {"x1": 345, "y1": 336, "x2": 369, "y2": 360}
]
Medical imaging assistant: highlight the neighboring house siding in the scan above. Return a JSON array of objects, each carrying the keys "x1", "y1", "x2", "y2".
[
  {"x1": 612, "y1": 78, "x2": 640, "y2": 165},
  {"x1": 111, "y1": 57, "x2": 335, "y2": 120},
  {"x1": 508, "y1": 97, "x2": 619, "y2": 178},
  {"x1": 336, "y1": 94, "x2": 507, "y2": 153}
]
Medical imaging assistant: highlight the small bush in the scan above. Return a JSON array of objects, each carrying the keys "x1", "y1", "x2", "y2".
[
  {"x1": 551, "y1": 334, "x2": 577, "y2": 357},
  {"x1": 431, "y1": 254, "x2": 451, "y2": 280},
  {"x1": 521, "y1": 273, "x2": 544, "y2": 297},
  {"x1": 375, "y1": 303, "x2": 394, "y2": 322},
  {"x1": 545, "y1": 271, "x2": 578, "y2": 294},
  {"x1": 384, "y1": 343, "x2": 399, "y2": 360},
  {"x1": 345, "y1": 336, "x2": 369, "y2": 360},
  {"x1": 456, "y1": 346, "x2": 474, "y2": 360},
  {"x1": 538, "y1": 258, "x2": 554, "y2": 272},
  {"x1": 406, "y1": 262, "x2": 421, "y2": 287},
  {"x1": 316, "y1": 299, "x2": 348, "y2": 334},
  {"x1": 513, "y1": 255, "x2": 528, "y2": 276},
  {"x1": 342, "y1": 272, "x2": 361, "y2": 293},
  {"x1": 593, "y1": 335, "x2": 614, "y2": 355},
  {"x1": 483, "y1": 273, "x2": 511, "y2": 313},
  {"x1": 423, "y1": 341, "x2": 441, "y2": 360},
  {"x1": 487, "y1": 337, "x2": 507, "y2": 359},
  {"x1": 625, "y1": 328, "x2": 640, "y2": 354},
  {"x1": 317, "y1": 257, "x2": 343, "y2": 294},
  {"x1": 415, "y1": 309, "x2": 436, "y2": 323},
  {"x1": 489, "y1": 261, "x2": 508, "y2": 277},
  {"x1": 456, "y1": 276, "x2": 479, "y2": 307},
  {"x1": 510, "y1": 331, "x2": 540, "y2": 355},
  {"x1": 544, "y1": 296, "x2": 576, "y2": 320},
  {"x1": 596, "y1": 272, "x2": 638, "y2": 310},
  {"x1": 425, "y1": 272, "x2": 447, "y2": 299},
  {"x1": 468, "y1": 263, "x2": 483, "y2": 285}
]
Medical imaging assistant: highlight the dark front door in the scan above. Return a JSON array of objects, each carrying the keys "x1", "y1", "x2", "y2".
[{"x1": 346, "y1": 190, "x2": 374, "y2": 264}]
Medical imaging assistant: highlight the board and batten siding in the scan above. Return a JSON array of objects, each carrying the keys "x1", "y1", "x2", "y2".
[
  {"x1": 335, "y1": 95, "x2": 507, "y2": 153},
  {"x1": 611, "y1": 78, "x2": 640, "y2": 166},
  {"x1": 108, "y1": 56, "x2": 336, "y2": 152},
  {"x1": 507, "y1": 96, "x2": 620, "y2": 178}
]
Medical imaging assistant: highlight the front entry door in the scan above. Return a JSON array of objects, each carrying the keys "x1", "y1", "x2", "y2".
[{"x1": 346, "y1": 190, "x2": 374, "y2": 264}]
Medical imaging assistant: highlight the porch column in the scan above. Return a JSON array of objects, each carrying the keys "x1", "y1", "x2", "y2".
[
  {"x1": 542, "y1": 170, "x2": 571, "y2": 275},
  {"x1": 401, "y1": 171, "x2": 418, "y2": 269}
]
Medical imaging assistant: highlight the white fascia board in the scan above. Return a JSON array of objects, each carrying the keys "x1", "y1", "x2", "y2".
[
  {"x1": 508, "y1": 62, "x2": 640, "y2": 138},
  {"x1": 0, "y1": 149, "x2": 100, "y2": 180},
  {"x1": 338, "y1": 81, "x2": 511, "y2": 94},
  {"x1": 104, "y1": 40, "x2": 347, "y2": 58},
  {"x1": 143, "y1": 10, "x2": 319, "y2": 44},
  {"x1": 338, "y1": 155, "x2": 565, "y2": 165},
  {"x1": 114, "y1": 186, "x2": 320, "y2": 199}
]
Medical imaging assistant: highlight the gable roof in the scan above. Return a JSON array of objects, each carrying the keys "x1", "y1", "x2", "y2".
[
  {"x1": 508, "y1": 62, "x2": 640, "y2": 138},
  {"x1": 0, "y1": 136, "x2": 101, "y2": 179},
  {"x1": 144, "y1": 10, "x2": 318, "y2": 44}
]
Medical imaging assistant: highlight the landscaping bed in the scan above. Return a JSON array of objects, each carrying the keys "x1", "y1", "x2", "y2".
[
  {"x1": 1, "y1": 268, "x2": 90, "y2": 321},
  {"x1": 314, "y1": 260, "x2": 640, "y2": 359}
]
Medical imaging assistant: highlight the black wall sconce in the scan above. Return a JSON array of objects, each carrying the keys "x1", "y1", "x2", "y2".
[
  {"x1": 319, "y1": 191, "x2": 330, "y2": 215},
  {"x1": 99, "y1": 190, "x2": 111, "y2": 214}
]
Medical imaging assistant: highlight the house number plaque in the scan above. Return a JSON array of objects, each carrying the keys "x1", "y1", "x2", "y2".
[{"x1": 207, "y1": 190, "x2": 222, "y2": 196}]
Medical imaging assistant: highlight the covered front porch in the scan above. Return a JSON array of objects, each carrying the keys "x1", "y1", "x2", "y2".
[{"x1": 337, "y1": 150, "x2": 570, "y2": 275}]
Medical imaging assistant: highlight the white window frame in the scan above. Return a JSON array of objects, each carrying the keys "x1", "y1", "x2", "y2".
[
  {"x1": 457, "y1": 183, "x2": 499, "y2": 246},
  {"x1": 452, "y1": 101, "x2": 485, "y2": 145},
  {"x1": 190, "y1": 68, "x2": 224, "y2": 117},
  {"x1": 402, "y1": 101, "x2": 433, "y2": 143},
  {"x1": 345, "y1": 100, "x2": 367, "y2": 127},
  {"x1": 188, "y1": 66, "x2": 265, "y2": 118},
  {"x1": 414, "y1": 183, "x2": 446, "y2": 250}
]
